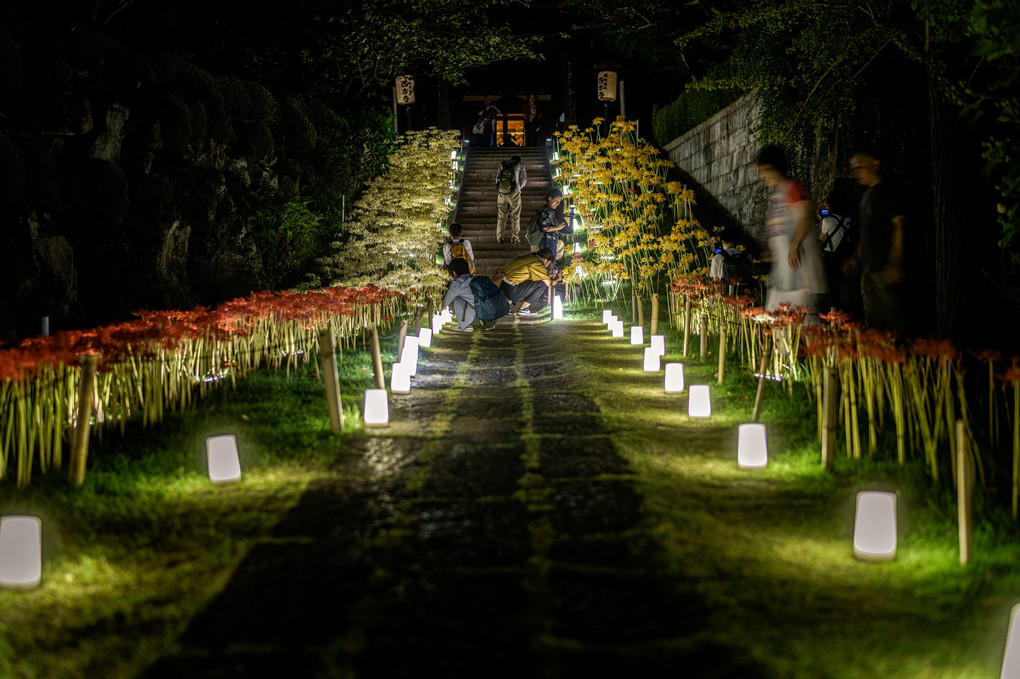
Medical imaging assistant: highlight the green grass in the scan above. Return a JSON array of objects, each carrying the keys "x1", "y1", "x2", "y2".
[
  {"x1": 561, "y1": 305, "x2": 1020, "y2": 678},
  {"x1": 0, "y1": 345, "x2": 388, "y2": 678}
]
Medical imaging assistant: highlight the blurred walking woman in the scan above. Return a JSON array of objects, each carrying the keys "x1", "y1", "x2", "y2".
[{"x1": 756, "y1": 145, "x2": 826, "y2": 318}]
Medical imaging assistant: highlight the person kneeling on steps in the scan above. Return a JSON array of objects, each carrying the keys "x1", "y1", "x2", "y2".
[
  {"x1": 442, "y1": 258, "x2": 477, "y2": 331},
  {"x1": 492, "y1": 248, "x2": 557, "y2": 315}
]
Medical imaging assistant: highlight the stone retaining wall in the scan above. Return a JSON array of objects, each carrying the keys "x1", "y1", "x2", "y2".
[{"x1": 663, "y1": 95, "x2": 767, "y2": 243}]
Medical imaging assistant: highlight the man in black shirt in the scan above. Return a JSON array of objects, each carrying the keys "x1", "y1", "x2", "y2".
[{"x1": 845, "y1": 148, "x2": 908, "y2": 333}]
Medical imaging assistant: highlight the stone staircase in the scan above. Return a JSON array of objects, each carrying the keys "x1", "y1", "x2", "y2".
[{"x1": 453, "y1": 146, "x2": 554, "y2": 278}]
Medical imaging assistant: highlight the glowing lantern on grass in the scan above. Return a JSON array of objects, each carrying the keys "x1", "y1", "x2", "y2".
[
  {"x1": 688, "y1": 385, "x2": 711, "y2": 417},
  {"x1": 391, "y1": 362, "x2": 411, "y2": 394},
  {"x1": 402, "y1": 337, "x2": 420, "y2": 376},
  {"x1": 651, "y1": 335, "x2": 665, "y2": 357},
  {"x1": 573, "y1": 243, "x2": 582, "y2": 254},
  {"x1": 451, "y1": 150, "x2": 457, "y2": 160},
  {"x1": 432, "y1": 315, "x2": 442, "y2": 335},
  {"x1": 1000, "y1": 604, "x2": 1020, "y2": 678},
  {"x1": 643, "y1": 347, "x2": 660, "y2": 372},
  {"x1": 853, "y1": 491, "x2": 897, "y2": 561},
  {"x1": 737, "y1": 423, "x2": 768, "y2": 469},
  {"x1": 603, "y1": 310, "x2": 613, "y2": 324},
  {"x1": 630, "y1": 326, "x2": 643, "y2": 345},
  {"x1": 418, "y1": 327, "x2": 433, "y2": 348},
  {"x1": 611, "y1": 322, "x2": 624, "y2": 338},
  {"x1": 0, "y1": 516, "x2": 42, "y2": 590},
  {"x1": 664, "y1": 363, "x2": 685, "y2": 392},
  {"x1": 553, "y1": 295, "x2": 563, "y2": 320},
  {"x1": 363, "y1": 389, "x2": 389, "y2": 427},
  {"x1": 206, "y1": 434, "x2": 242, "y2": 485}
]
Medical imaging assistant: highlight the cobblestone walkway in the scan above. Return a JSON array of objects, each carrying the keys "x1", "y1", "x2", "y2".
[{"x1": 146, "y1": 317, "x2": 761, "y2": 678}]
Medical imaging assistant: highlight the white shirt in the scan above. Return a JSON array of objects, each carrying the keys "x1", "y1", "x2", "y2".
[{"x1": 821, "y1": 214, "x2": 850, "y2": 253}]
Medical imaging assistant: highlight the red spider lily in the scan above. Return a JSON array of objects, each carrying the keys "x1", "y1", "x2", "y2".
[{"x1": 911, "y1": 338, "x2": 960, "y2": 362}]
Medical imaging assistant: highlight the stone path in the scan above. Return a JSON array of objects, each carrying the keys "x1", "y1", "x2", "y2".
[{"x1": 145, "y1": 316, "x2": 763, "y2": 678}]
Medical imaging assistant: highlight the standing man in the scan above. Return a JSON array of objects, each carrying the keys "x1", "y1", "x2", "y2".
[
  {"x1": 495, "y1": 154, "x2": 527, "y2": 244},
  {"x1": 492, "y1": 248, "x2": 559, "y2": 315},
  {"x1": 844, "y1": 147, "x2": 908, "y2": 333}
]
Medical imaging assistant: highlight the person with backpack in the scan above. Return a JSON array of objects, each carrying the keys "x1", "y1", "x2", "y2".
[
  {"x1": 526, "y1": 189, "x2": 567, "y2": 260},
  {"x1": 476, "y1": 95, "x2": 501, "y2": 147},
  {"x1": 709, "y1": 233, "x2": 755, "y2": 295},
  {"x1": 442, "y1": 222, "x2": 475, "y2": 274},
  {"x1": 495, "y1": 155, "x2": 527, "y2": 244},
  {"x1": 442, "y1": 258, "x2": 479, "y2": 332},
  {"x1": 817, "y1": 191, "x2": 855, "y2": 311},
  {"x1": 492, "y1": 248, "x2": 559, "y2": 315}
]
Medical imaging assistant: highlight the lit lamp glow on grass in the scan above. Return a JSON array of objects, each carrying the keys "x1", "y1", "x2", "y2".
[
  {"x1": 737, "y1": 423, "x2": 768, "y2": 469},
  {"x1": 402, "y1": 337, "x2": 420, "y2": 376},
  {"x1": 603, "y1": 310, "x2": 613, "y2": 324},
  {"x1": 688, "y1": 385, "x2": 711, "y2": 417},
  {"x1": 664, "y1": 363, "x2": 685, "y2": 392},
  {"x1": 630, "y1": 325, "x2": 644, "y2": 345},
  {"x1": 611, "y1": 321, "x2": 624, "y2": 338},
  {"x1": 363, "y1": 389, "x2": 389, "y2": 427},
  {"x1": 418, "y1": 327, "x2": 433, "y2": 348},
  {"x1": 853, "y1": 491, "x2": 897, "y2": 561},
  {"x1": 1001, "y1": 604, "x2": 1020, "y2": 678},
  {"x1": 432, "y1": 315, "x2": 442, "y2": 335},
  {"x1": 390, "y1": 362, "x2": 411, "y2": 394},
  {"x1": 651, "y1": 334, "x2": 665, "y2": 357},
  {"x1": 643, "y1": 347, "x2": 660, "y2": 372},
  {"x1": 0, "y1": 515, "x2": 42, "y2": 590},
  {"x1": 205, "y1": 434, "x2": 242, "y2": 485},
  {"x1": 553, "y1": 295, "x2": 563, "y2": 320}
]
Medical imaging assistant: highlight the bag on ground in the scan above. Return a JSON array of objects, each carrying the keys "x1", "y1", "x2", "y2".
[{"x1": 470, "y1": 275, "x2": 511, "y2": 321}]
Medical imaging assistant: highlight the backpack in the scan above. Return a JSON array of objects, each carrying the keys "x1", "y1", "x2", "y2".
[
  {"x1": 497, "y1": 158, "x2": 519, "y2": 195},
  {"x1": 470, "y1": 275, "x2": 511, "y2": 321},
  {"x1": 719, "y1": 249, "x2": 756, "y2": 286},
  {"x1": 449, "y1": 238, "x2": 474, "y2": 273},
  {"x1": 823, "y1": 215, "x2": 855, "y2": 262},
  {"x1": 526, "y1": 207, "x2": 545, "y2": 246}
]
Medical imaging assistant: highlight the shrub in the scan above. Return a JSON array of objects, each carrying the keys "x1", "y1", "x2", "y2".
[{"x1": 651, "y1": 87, "x2": 743, "y2": 146}]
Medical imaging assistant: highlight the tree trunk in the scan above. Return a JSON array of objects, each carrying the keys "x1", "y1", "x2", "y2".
[{"x1": 927, "y1": 61, "x2": 971, "y2": 341}]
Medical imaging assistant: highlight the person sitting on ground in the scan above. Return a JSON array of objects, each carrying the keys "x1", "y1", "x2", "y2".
[
  {"x1": 528, "y1": 189, "x2": 567, "y2": 261},
  {"x1": 492, "y1": 247, "x2": 560, "y2": 315},
  {"x1": 441, "y1": 258, "x2": 477, "y2": 332},
  {"x1": 442, "y1": 222, "x2": 475, "y2": 274}
]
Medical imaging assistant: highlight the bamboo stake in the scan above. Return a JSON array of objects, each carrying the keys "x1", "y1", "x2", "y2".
[
  {"x1": 637, "y1": 294, "x2": 645, "y2": 327},
  {"x1": 68, "y1": 355, "x2": 97, "y2": 487},
  {"x1": 397, "y1": 320, "x2": 409, "y2": 363},
  {"x1": 822, "y1": 367, "x2": 838, "y2": 472},
  {"x1": 752, "y1": 338, "x2": 769, "y2": 422},
  {"x1": 650, "y1": 293, "x2": 659, "y2": 336},
  {"x1": 682, "y1": 297, "x2": 692, "y2": 356},
  {"x1": 717, "y1": 324, "x2": 726, "y2": 384},
  {"x1": 369, "y1": 327, "x2": 385, "y2": 389},
  {"x1": 318, "y1": 330, "x2": 345, "y2": 433},
  {"x1": 631, "y1": 290, "x2": 637, "y2": 323},
  {"x1": 957, "y1": 419, "x2": 973, "y2": 565},
  {"x1": 699, "y1": 316, "x2": 708, "y2": 361}
]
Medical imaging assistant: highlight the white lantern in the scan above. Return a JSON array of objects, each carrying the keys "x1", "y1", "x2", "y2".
[
  {"x1": 737, "y1": 423, "x2": 768, "y2": 469},
  {"x1": 597, "y1": 70, "x2": 618, "y2": 102},
  {"x1": 432, "y1": 315, "x2": 442, "y2": 335},
  {"x1": 853, "y1": 491, "x2": 897, "y2": 561},
  {"x1": 611, "y1": 322, "x2": 624, "y2": 338},
  {"x1": 401, "y1": 337, "x2": 420, "y2": 376},
  {"x1": 651, "y1": 334, "x2": 665, "y2": 357},
  {"x1": 664, "y1": 363, "x2": 685, "y2": 393},
  {"x1": 395, "y1": 75, "x2": 415, "y2": 104},
  {"x1": 364, "y1": 389, "x2": 389, "y2": 427},
  {"x1": 418, "y1": 327, "x2": 433, "y2": 348},
  {"x1": 1001, "y1": 604, "x2": 1020, "y2": 678},
  {"x1": 450, "y1": 150, "x2": 458, "y2": 160},
  {"x1": 206, "y1": 434, "x2": 242, "y2": 485},
  {"x1": 603, "y1": 310, "x2": 613, "y2": 324},
  {"x1": 390, "y1": 362, "x2": 411, "y2": 394},
  {"x1": 0, "y1": 515, "x2": 42, "y2": 590},
  {"x1": 643, "y1": 347, "x2": 660, "y2": 372},
  {"x1": 688, "y1": 385, "x2": 711, "y2": 417},
  {"x1": 630, "y1": 325, "x2": 644, "y2": 345},
  {"x1": 553, "y1": 295, "x2": 563, "y2": 320},
  {"x1": 575, "y1": 265, "x2": 583, "y2": 277},
  {"x1": 573, "y1": 243, "x2": 582, "y2": 254}
]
